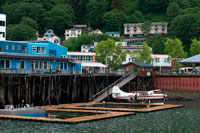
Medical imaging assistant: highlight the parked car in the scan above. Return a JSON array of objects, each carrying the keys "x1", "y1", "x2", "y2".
[{"x1": 179, "y1": 67, "x2": 199, "y2": 74}]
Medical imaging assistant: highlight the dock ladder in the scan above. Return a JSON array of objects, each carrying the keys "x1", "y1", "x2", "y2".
[{"x1": 89, "y1": 72, "x2": 137, "y2": 103}]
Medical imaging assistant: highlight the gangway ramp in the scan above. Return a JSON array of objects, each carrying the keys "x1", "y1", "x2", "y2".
[{"x1": 89, "y1": 73, "x2": 136, "y2": 103}]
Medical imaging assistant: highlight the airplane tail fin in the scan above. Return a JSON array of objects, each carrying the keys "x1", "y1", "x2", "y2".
[{"x1": 112, "y1": 85, "x2": 125, "y2": 94}]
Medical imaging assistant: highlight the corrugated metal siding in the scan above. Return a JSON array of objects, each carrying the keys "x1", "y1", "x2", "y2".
[{"x1": 154, "y1": 76, "x2": 200, "y2": 91}]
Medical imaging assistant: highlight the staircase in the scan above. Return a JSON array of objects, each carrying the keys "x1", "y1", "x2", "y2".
[{"x1": 89, "y1": 72, "x2": 137, "y2": 103}]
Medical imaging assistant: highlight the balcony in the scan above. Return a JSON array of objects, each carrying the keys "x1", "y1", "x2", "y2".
[{"x1": 0, "y1": 69, "x2": 82, "y2": 75}]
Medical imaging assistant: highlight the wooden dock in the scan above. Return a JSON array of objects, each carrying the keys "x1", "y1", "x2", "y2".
[{"x1": 0, "y1": 102, "x2": 183, "y2": 124}]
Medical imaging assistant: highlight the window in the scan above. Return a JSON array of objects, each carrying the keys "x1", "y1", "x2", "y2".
[
  {"x1": 18, "y1": 46, "x2": 20, "y2": 50},
  {"x1": 30, "y1": 61, "x2": 34, "y2": 69},
  {"x1": 12, "y1": 45, "x2": 14, "y2": 50},
  {"x1": 155, "y1": 58, "x2": 160, "y2": 63},
  {"x1": 60, "y1": 63, "x2": 63, "y2": 69},
  {"x1": 64, "y1": 63, "x2": 67, "y2": 70},
  {"x1": 0, "y1": 60, "x2": 4, "y2": 68},
  {"x1": 37, "y1": 47, "x2": 45, "y2": 53},
  {"x1": 35, "y1": 61, "x2": 39, "y2": 69},
  {"x1": 6, "y1": 45, "x2": 8, "y2": 50},
  {"x1": 6, "y1": 60, "x2": 10, "y2": 68},
  {"x1": 20, "y1": 61, "x2": 25, "y2": 69},
  {"x1": 0, "y1": 60, "x2": 10, "y2": 69},
  {"x1": 23, "y1": 46, "x2": 27, "y2": 53},
  {"x1": 40, "y1": 61, "x2": 43, "y2": 69},
  {"x1": 0, "y1": 21, "x2": 5, "y2": 26},
  {"x1": 32, "y1": 46, "x2": 37, "y2": 51},
  {"x1": 164, "y1": 58, "x2": 168, "y2": 63},
  {"x1": 44, "y1": 61, "x2": 48, "y2": 69}
]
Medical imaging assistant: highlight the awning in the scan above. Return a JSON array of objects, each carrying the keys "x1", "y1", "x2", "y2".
[{"x1": 81, "y1": 62, "x2": 107, "y2": 67}]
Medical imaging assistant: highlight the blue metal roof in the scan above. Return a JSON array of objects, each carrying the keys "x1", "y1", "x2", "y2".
[
  {"x1": 180, "y1": 54, "x2": 200, "y2": 64},
  {"x1": 106, "y1": 32, "x2": 120, "y2": 34}
]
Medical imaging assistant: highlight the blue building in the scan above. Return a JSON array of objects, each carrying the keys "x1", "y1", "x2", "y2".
[{"x1": 0, "y1": 40, "x2": 82, "y2": 74}]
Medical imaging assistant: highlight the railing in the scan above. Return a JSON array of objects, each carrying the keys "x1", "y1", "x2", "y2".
[
  {"x1": 89, "y1": 72, "x2": 135, "y2": 102},
  {"x1": 0, "y1": 69, "x2": 82, "y2": 75}
]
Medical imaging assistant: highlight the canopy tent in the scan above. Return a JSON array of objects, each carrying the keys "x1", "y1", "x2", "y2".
[
  {"x1": 81, "y1": 62, "x2": 107, "y2": 67},
  {"x1": 81, "y1": 62, "x2": 107, "y2": 74}
]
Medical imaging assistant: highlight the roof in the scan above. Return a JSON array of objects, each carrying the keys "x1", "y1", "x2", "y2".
[
  {"x1": 123, "y1": 62, "x2": 153, "y2": 68},
  {"x1": 73, "y1": 25, "x2": 87, "y2": 28},
  {"x1": 0, "y1": 52, "x2": 74, "y2": 63},
  {"x1": 180, "y1": 54, "x2": 200, "y2": 64},
  {"x1": 122, "y1": 45, "x2": 142, "y2": 49},
  {"x1": 81, "y1": 62, "x2": 107, "y2": 67},
  {"x1": 106, "y1": 32, "x2": 120, "y2": 34}
]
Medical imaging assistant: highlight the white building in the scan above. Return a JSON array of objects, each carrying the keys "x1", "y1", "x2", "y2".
[
  {"x1": 38, "y1": 29, "x2": 60, "y2": 45},
  {"x1": 67, "y1": 51, "x2": 106, "y2": 73},
  {"x1": 123, "y1": 54, "x2": 172, "y2": 72},
  {"x1": 0, "y1": 13, "x2": 6, "y2": 41},
  {"x1": 124, "y1": 22, "x2": 168, "y2": 37},
  {"x1": 151, "y1": 54, "x2": 172, "y2": 72},
  {"x1": 65, "y1": 28, "x2": 82, "y2": 41},
  {"x1": 106, "y1": 32, "x2": 120, "y2": 37}
]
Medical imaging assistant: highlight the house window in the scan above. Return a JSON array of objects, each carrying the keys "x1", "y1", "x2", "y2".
[
  {"x1": 23, "y1": 46, "x2": 27, "y2": 53},
  {"x1": 18, "y1": 46, "x2": 20, "y2": 50},
  {"x1": 6, "y1": 45, "x2": 8, "y2": 50},
  {"x1": 64, "y1": 63, "x2": 67, "y2": 70},
  {"x1": 37, "y1": 47, "x2": 45, "y2": 53},
  {"x1": 0, "y1": 21, "x2": 5, "y2": 26},
  {"x1": 32, "y1": 46, "x2": 37, "y2": 51},
  {"x1": 60, "y1": 62, "x2": 64, "y2": 69},
  {"x1": 30, "y1": 61, "x2": 34, "y2": 69},
  {"x1": 20, "y1": 60, "x2": 25, "y2": 69},
  {"x1": 40, "y1": 61, "x2": 43, "y2": 69},
  {"x1": 35, "y1": 61, "x2": 39, "y2": 69},
  {"x1": 155, "y1": 58, "x2": 160, "y2": 63},
  {"x1": 12, "y1": 45, "x2": 14, "y2": 50},
  {"x1": 44, "y1": 61, "x2": 48, "y2": 69},
  {"x1": 6, "y1": 60, "x2": 10, "y2": 68},
  {"x1": 0, "y1": 60, "x2": 4, "y2": 68},
  {"x1": 164, "y1": 58, "x2": 168, "y2": 63}
]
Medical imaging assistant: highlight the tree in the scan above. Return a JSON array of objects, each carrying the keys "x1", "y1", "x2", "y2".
[
  {"x1": 135, "y1": 43, "x2": 152, "y2": 64},
  {"x1": 168, "y1": 13, "x2": 200, "y2": 51},
  {"x1": 137, "y1": 0, "x2": 168, "y2": 13},
  {"x1": 103, "y1": 10, "x2": 126, "y2": 31},
  {"x1": 6, "y1": 24, "x2": 36, "y2": 41},
  {"x1": 20, "y1": 17, "x2": 38, "y2": 30},
  {"x1": 110, "y1": 0, "x2": 124, "y2": 11},
  {"x1": 2, "y1": 2, "x2": 45, "y2": 25},
  {"x1": 167, "y1": 2, "x2": 180, "y2": 22},
  {"x1": 126, "y1": 11, "x2": 144, "y2": 23},
  {"x1": 147, "y1": 35, "x2": 166, "y2": 54},
  {"x1": 165, "y1": 38, "x2": 186, "y2": 58},
  {"x1": 95, "y1": 39, "x2": 126, "y2": 69},
  {"x1": 141, "y1": 21, "x2": 151, "y2": 36},
  {"x1": 190, "y1": 39, "x2": 200, "y2": 56},
  {"x1": 44, "y1": 4, "x2": 75, "y2": 36},
  {"x1": 86, "y1": 0, "x2": 108, "y2": 29}
]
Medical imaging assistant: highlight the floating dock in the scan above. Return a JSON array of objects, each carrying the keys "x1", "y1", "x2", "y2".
[{"x1": 0, "y1": 102, "x2": 184, "y2": 124}]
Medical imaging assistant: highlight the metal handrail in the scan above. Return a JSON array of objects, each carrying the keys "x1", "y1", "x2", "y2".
[{"x1": 89, "y1": 72, "x2": 135, "y2": 102}]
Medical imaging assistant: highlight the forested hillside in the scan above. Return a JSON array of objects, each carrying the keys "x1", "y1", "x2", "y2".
[{"x1": 1, "y1": 0, "x2": 200, "y2": 53}]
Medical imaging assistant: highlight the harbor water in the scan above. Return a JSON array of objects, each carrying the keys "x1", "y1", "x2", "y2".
[{"x1": 0, "y1": 101, "x2": 199, "y2": 133}]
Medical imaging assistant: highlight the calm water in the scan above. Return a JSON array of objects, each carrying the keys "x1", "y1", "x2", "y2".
[{"x1": 0, "y1": 101, "x2": 200, "y2": 133}]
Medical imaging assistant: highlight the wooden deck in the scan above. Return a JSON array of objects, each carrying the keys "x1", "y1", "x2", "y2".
[{"x1": 0, "y1": 102, "x2": 183, "y2": 124}]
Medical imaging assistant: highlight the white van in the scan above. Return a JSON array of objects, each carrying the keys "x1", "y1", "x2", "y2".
[{"x1": 179, "y1": 67, "x2": 198, "y2": 74}]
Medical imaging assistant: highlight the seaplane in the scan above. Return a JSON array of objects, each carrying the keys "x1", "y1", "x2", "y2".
[{"x1": 112, "y1": 85, "x2": 167, "y2": 104}]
